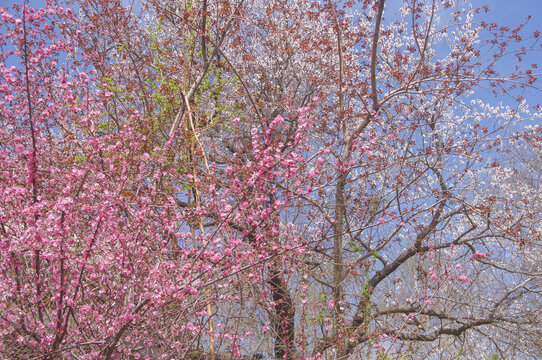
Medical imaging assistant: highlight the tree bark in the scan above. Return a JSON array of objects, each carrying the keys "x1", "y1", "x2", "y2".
[{"x1": 268, "y1": 266, "x2": 296, "y2": 359}]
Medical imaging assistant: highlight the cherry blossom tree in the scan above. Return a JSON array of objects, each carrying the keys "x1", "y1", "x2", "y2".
[{"x1": 1, "y1": 0, "x2": 541, "y2": 359}]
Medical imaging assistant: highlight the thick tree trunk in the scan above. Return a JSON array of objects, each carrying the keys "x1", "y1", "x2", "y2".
[{"x1": 268, "y1": 266, "x2": 296, "y2": 359}]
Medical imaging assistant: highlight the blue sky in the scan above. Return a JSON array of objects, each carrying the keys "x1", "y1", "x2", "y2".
[
  {"x1": 379, "y1": 0, "x2": 542, "y2": 107},
  {"x1": 11, "y1": 0, "x2": 540, "y2": 65},
  {"x1": 8, "y1": 0, "x2": 542, "y2": 55},
  {"x1": 7, "y1": 0, "x2": 542, "y2": 30},
  {"x1": 8, "y1": 0, "x2": 541, "y2": 27},
  {"x1": 4, "y1": 0, "x2": 541, "y2": 104},
  {"x1": 473, "y1": 0, "x2": 542, "y2": 106}
]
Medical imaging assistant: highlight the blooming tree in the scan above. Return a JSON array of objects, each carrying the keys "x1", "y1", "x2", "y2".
[{"x1": 0, "y1": 0, "x2": 541, "y2": 359}]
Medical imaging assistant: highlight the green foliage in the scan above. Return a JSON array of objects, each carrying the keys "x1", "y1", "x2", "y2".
[
  {"x1": 371, "y1": 196, "x2": 387, "y2": 211},
  {"x1": 454, "y1": 349, "x2": 468, "y2": 359},
  {"x1": 74, "y1": 155, "x2": 86, "y2": 164},
  {"x1": 485, "y1": 355, "x2": 501, "y2": 360},
  {"x1": 376, "y1": 351, "x2": 416, "y2": 360}
]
